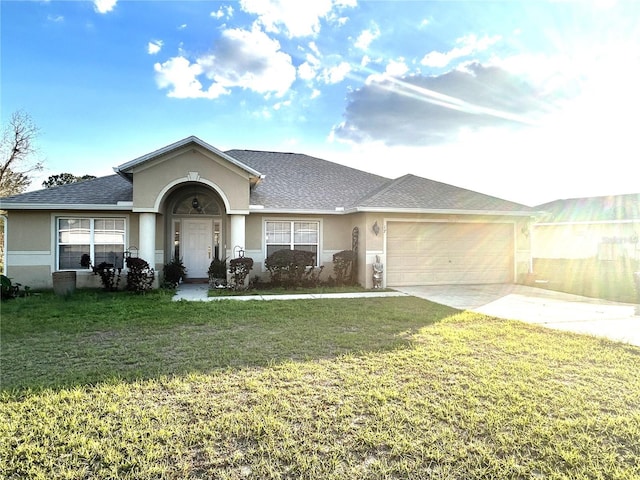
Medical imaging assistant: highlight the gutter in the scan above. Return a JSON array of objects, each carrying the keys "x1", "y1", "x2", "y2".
[{"x1": 0, "y1": 203, "x2": 134, "y2": 211}]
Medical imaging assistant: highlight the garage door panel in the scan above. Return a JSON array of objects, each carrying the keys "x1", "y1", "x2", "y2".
[{"x1": 386, "y1": 222, "x2": 513, "y2": 286}]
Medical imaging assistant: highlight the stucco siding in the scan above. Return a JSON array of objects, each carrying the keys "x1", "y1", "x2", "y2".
[
  {"x1": 3, "y1": 266, "x2": 51, "y2": 289},
  {"x1": 131, "y1": 148, "x2": 250, "y2": 211},
  {"x1": 242, "y1": 213, "x2": 358, "y2": 282},
  {"x1": 6, "y1": 211, "x2": 52, "y2": 251}
]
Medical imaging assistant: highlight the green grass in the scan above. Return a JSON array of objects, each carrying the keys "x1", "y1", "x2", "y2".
[
  {"x1": 207, "y1": 284, "x2": 376, "y2": 296},
  {"x1": 2, "y1": 291, "x2": 640, "y2": 479}
]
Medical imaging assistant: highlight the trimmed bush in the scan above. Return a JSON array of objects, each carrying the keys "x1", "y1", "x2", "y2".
[
  {"x1": 333, "y1": 249, "x2": 356, "y2": 285},
  {"x1": 265, "y1": 249, "x2": 322, "y2": 288},
  {"x1": 93, "y1": 262, "x2": 121, "y2": 291},
  {"x1": 163, "y1": 258, "x2": 186, "y2": 288},
  {"x1": 229, "y1": 257, "x2": 253, "y2": 290},
  {"x1": 126, "y1": 257, "x2": 155, "y2": 294}
]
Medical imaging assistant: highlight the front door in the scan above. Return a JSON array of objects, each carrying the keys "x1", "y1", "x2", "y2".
[{"x1": 182, "y1": 219, "x2": 213, "y2": 279}]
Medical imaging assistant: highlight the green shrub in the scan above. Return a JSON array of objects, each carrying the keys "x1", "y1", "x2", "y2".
[
  {"x1": 125, "y1": 257, "x2": 155, "y2": 294},
  {"x1": 92, "y1": 262, "x2": 121, "y2": 291},
  {"x1": 229, "y1": 257, "x2": 254, "y2": 290},
  {"x1": 163, "y1": 257, "x2": 186, "y2": 288},
  {"x1": 265, "y1": 249, "x2": 322, "y2": 288},
  {"x1": 333, "y1": 249, "x2": 356, "y2": 285},
  {"x1": 208, "y1": 257, "x2": 228, "y2": 288}
]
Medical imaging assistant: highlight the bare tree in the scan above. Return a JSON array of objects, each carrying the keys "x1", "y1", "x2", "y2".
[{"x1": 0, "y1": 111, "x2": 43, "y2": 197}]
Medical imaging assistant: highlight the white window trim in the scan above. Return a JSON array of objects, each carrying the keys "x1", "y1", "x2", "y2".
[
  {"x1": 54, "y1": 215, "x2": 129, "y2": 271},
  {"x1": 264, "y1": 219, "x2": 321, "y2": 268}
]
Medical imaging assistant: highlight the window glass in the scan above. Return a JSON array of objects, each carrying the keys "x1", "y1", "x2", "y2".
[
  {"x1": 294, "y1": 222, "x2": 318, "y2": 243},
  {"x1": 57, "y1": 218, "x2": 125, "y2": 270},
  {"x1": 265, "y1": 221, "x2": 319, "y2": 266},
  {"x1": 266, "y1": 221, "x2": 291, "y2": 244},
  {"x1": 173, "y1": 191, "x2": 221, "y2": 215}
]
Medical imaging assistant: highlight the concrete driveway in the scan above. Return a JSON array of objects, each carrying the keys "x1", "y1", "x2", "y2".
[{"x1": 396, "y1": 284, "x2": 640, "y2": 347}]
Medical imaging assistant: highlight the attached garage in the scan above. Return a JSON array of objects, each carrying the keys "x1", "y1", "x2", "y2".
[{"x1": 386, "y1": 222, "x2": 514, "y2": 286}]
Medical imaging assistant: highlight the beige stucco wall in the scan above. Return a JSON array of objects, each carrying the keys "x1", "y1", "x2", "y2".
[
  {"x1": 4, "y1": 210, "x2": 136, "y2": 289},
  {"x1": 243, "y1": 213, "x2": 358, "y2": 282},
  {"x1": 130, "y1": 147, "x2": 251, "y2": 212}
]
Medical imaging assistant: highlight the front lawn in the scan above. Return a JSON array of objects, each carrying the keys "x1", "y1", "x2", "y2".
[{"x1": 1, "y1": 291, "x2": 639, "y2": 479}]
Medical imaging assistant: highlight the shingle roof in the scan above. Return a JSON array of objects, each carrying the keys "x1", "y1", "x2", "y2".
[
  {"x1": 0, "y1": 175, "x2": 132, "y2": 208},
  {"x1": 0, "y1": 138, "x2": 533, "y2": 215},
  {"x1": 226, "y1": 149, "x2": 390, "y2": 211},
  {"x1": 358, "y1": 174, "x2": 532, "y2": 212},
  {"x1": 536, "y1": 193, "x2": 640, "y2": 222}
]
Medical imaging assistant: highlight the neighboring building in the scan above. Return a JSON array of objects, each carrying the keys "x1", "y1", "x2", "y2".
[
  {"x1": 533, "y1": 194, "x2": 640, "y2": 261},
  {"x1": 0, "y1": 136, "x2": 535, "y2": 289}
]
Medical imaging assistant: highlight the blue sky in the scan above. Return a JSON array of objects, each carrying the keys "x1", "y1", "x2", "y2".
[{"x1": 2, "y1": 0, "x2": 639, "y2": 206}]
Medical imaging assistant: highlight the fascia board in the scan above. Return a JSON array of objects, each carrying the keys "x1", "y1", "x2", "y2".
[
  {"x1": 355, "y1": 207, "x2": 537, "y2": 217},
  {"x1": 0, "y1": 203, "x2": 133, "y2": 211},
  {"x1": 535, "y1": 219, "x2": 640, "y2": 226},
  {"x1": 248, "y1": 207, "x2": 352, "y2": 215},
  {"x1": 116, "y1": 136, "x2": 263, "y2": 178}
]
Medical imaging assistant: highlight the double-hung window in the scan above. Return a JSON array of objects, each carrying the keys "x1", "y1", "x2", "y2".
[
  {"x1": 265, "y1": 221, "x2": 319, "y2": 265},
  {"x1": 58, "y1": 218, "x2": 125, "y2": 270}
]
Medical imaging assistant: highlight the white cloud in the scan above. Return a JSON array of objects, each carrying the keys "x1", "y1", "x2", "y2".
[
  {"x1": 154, "y1": 57, "x2": 228, "y2": 99},
  {"x1": 321, "y1": 61, "x2": 351, "y2": 84},
  {"x1": 365, "y1": 58, "x2": 409, "y2": 84},
  {"x1": 239, "y1": 0, "x2": 354, "y2": 38},
  {"x1": 385, "y1": 58, "x2": 408, "y2": 77},
  {"x1": 154, "y1": 26, "x2": 296, "y2": 99},
  {"x1": 147, "y1": 40, "x2": 163, "y2": 55},
  {"x1": 421, "y1": 33, "x2": 501, "y2": 68},
  {"x1": 93, "y1": 0, "x2": 117, "y2": 14},
  {"x1": 47, "y1": 14, "x2": 64, "y2": 23},
  {"x1": 298, "y1": 60, "x2": 318, "y2": 81},
  {"x1": 310, "y1": 89, "x2": 321, "y2": 99},
  {"x1": 355, "y1": 23, "x2": 380, "y2": 50},
  {"x1": 211, "y1": 6, "x2": 234, "y2": 19}
]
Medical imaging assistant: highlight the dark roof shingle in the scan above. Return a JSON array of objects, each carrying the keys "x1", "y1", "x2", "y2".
[
  {"x1": 0, "y1": 175, "x2": 132, "y2": 207},
  {"x1": 226, "y1": 150, "x2": 390, "y2": 211},
  {"x1": 536, "y1": 193, "x2": 640, "y2": 222}
]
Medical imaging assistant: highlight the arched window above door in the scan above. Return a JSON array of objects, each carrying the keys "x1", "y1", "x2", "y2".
[{"x1": 172, "y1": 189, "x2": 221, "y2": 215}]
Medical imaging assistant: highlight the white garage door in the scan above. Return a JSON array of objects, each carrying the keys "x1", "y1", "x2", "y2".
[{"x1": 386, "y1": 222, "x2": 514, "y2": 286}]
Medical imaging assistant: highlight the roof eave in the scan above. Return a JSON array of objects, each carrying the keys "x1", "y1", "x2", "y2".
[
  {"x1": 0, "y1": 203, "x2": 134, "y2": 211},
  {"x1": 355, "y1": 207, "x2": 537, "y2": 216}
]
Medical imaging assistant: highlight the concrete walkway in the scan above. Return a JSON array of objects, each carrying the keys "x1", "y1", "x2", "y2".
[
  {"x1": 172, "y1": 283, "x2": 408, "y2": 302},
  {"x1": 397, "y1": 284, "x2": 640, "y2": 347}
]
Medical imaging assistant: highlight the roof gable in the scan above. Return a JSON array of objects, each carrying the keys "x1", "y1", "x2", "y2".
[{"x1": 116, "y1": 136, "x2": 263, "y2": 181}]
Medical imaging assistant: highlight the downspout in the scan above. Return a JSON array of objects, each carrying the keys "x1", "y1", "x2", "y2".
[{"x1": 1, "y1": 214, "x2": 7, "y2": 275}]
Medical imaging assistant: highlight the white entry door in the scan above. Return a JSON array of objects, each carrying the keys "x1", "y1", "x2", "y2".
[{"x1": 182, "y1": 219, "x2": 213, "y2": 278}]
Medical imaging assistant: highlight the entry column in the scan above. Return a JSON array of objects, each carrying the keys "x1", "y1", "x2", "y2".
[
  {"x1": 229, "y1": 214, "x2": 246, "y2": 258},
  {"x1": 139, "y1": 212, "x2": 156, "y2": 268}
]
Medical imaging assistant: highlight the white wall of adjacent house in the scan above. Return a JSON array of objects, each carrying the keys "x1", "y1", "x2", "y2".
[{"x1": 533, "y1": 221, "x2": 640, "y2": 260}]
